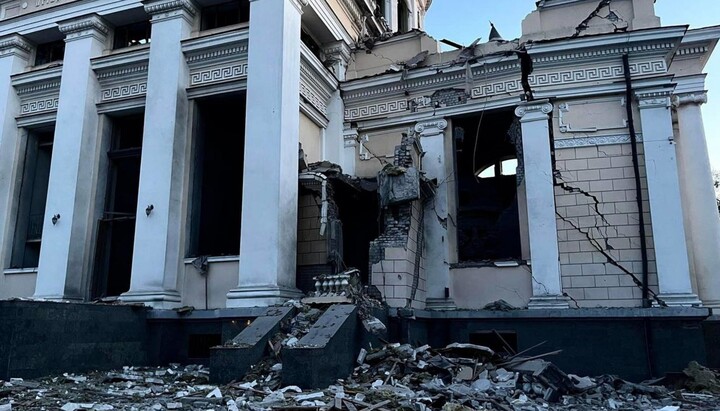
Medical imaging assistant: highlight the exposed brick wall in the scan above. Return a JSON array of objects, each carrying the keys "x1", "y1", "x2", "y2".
[
  {"x1": 297, "y1": 193, "x2": 328, "y2": 267},
  {"x1": 369, "y1": 133, "x2": 427, "y2": 309},
  {"x1": 554, "y1": 144, "x2": 658, "y2": 307}
]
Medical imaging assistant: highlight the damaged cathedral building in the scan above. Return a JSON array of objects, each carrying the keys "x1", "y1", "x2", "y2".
[{"x1": 1, "y1": 0, "x2": 720, "y2": 383}]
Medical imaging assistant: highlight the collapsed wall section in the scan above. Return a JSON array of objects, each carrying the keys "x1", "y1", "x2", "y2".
[{"x1": 370, "y1": 133, "x2": 427, "y2": 309}]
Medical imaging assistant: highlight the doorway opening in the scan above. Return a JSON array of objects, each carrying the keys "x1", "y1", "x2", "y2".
[
  {"x1": 92, "y1": 114, "x2": 143, "y2": 299},
  {"x1": 188, "y1": 92, "x2": 246, "y2": 258}
]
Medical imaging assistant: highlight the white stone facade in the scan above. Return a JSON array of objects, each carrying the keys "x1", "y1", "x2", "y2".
[{"x1": 0, "y1": 0, "x2": 718, "y2": 312}]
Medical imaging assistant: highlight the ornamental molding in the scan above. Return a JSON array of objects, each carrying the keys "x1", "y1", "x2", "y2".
[
  {"x1": 414, "y1": 119, "x2": 447, "y2": 136},
  {"x1": 531, "y1": 42, "x2": 676, "y2": 66},
  {"x1": 190, "y1": 62, "x2": 248, "y2": 87},
  {"x1": 323, "y1": 41, "x2": 352, "y2": 63},
  {"x1": 554, "y1": 134, "x2": 644, "y2": 149},
  {"x1": 514, "y1": 101, "x2": 553, "y2": 118},
  {"x1": 16, "y1": 80, "x2": 61, "y2": 96},
  {"x1": 336, "y1": 0, "x2": 361, "y2": 27},
  {"x1": 637, "y1": 90, "x2": 672, "y2": 109},
  {"x1": 471, "y1": 60, "x2": 666, "y2": 99},
  {"x1": 676, "y1": 45, "x2": 708, "y2": 57},
  {"x1": 186, "y1": 43, "x2": 248, "y2": 64},
  {"x1": 101, "y1": 82, "x2": 148, "y2": 102},
  {"x1": 143, "y1": 0, "x2": 197, "y2": 23},
  {"x1": 672, "y1": 92, "x2": 708, "y2": 107},
  {"x1": 300, "y1": 81, "x2": 328, "y2": 115},
  {"x1": 96, "y1": 64, "x2": 148, "y2": 80},
  {"x1": 20, "y1": 96, "x2": 59, "y2": 115},
  {"x1": 345, "y1": 99, "x2": 408, "y2": 121},
  {"x1": 0, "y1": 34, "x2": 31, "y2": 57},
  {"x1": 343, "y1": 71, "x2": 466, "y2": 101},
  {"x1": 58, "y1": 14, "x2": 110, "y2": 41}
]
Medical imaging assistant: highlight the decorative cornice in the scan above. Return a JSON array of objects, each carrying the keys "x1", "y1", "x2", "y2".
[
  {"x1": 96, "y1": 63, "x2": 148, "y2": 80},
  {"x1": 0, "y1": 34, "x2": 32, "y2": 58},
  {"x1": 20, "y1": 96, "x2": 59, "y2": 115},
  {"x1": 58, "y1": 14, "x2": 110, "y2": 41},
  {"x1": 414, "y1": 119, "x2": 447, "y2": 136},
  {"x1": 101, "y1": 82, "x2": 147, "y2": 102},
  {"x1": 16, "y1": 80, "x2": 61, "y2": 96},
  {"x1": 676, "y1": 45, "x2": 708, "y2": 57},
  {"x1": 143, "y1": 0, "x2": 197, "y2": 22},
  {"x1": 672, "y1": 92, "x2": 708, "y2": 107},
  {"x1": 554, "y1": 134, "x2": 644, "y2": 149},
  {"x1": 335, "y1": 0, "x2": 361, "y2": 27},
  {"x1": 515, "y1": 100, "x2": 553, "y2": 119},
  {"x1": 345, "y1": 99, "x2": 408, "y2": 120}
]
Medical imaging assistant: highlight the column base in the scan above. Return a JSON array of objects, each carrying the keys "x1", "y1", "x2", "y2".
[
  {"x1": 654, "y1": 293, "x2": 702, "y2": 307},
  {"x1": 699, "y1": 299, "x2": 720, "y2": 309},
  {"x1": 226, "y1": 285, "x2": 303, "y2": 308},
  {"x1": 425, "y1": 297, "x2": 457, "y2": 311},
  {"x1": 119, "y1": 290, "x2": 182, "y2": 309},
  {"x1": 528, "y1": 295, "x2": 570, "y2": 309}
]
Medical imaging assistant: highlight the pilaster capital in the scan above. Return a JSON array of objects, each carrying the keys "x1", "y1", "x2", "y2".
[
  {"x1": 58, "y1": 14, "x2": 110, "y2": 42},
  {"x1": 343, "y1": 127, "x2": 358, "y2": 147},
  {"x1": 514, "y1": 100, "x2": 553, "y2": 121},
  {"x1": 635, "y1": 90, "x2": 672, "y2": 109},
  {"x1": 672, "y1": 92, "x2": 708, "y2": 108},
  {"x1": 0, "y1": 34, "x2": 32, "y2": 60},
  {"x1": 323, "y1": 41, "x2": 351, "y2": 64},
  {"x1": 143, "y1": 0, "x2": 198, "y2": 24},
  {"x1": 414, "y1": 118, "x2": 447, "y2": 137}
]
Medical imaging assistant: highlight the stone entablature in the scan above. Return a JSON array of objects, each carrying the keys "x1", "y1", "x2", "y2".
[
  {"x1": 341, "y1": 26, "x2": 682, "y2": 122},
  {"x1": 12, "y1": 66, "x2": 62, "y2": 120},
  {"x1": 182, "y1": 29, "x2": 249, "y2": 91},
  {"x1": 300, "y1": 43, "x2": 338, "y2": 121},
  {"x1": 92, "y1": 47, "x2": 150, "y2": 110}
]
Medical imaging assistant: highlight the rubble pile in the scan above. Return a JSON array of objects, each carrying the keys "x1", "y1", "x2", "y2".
[{"x1": 2, "y1": 342, "x2": 720, "y2": 410}]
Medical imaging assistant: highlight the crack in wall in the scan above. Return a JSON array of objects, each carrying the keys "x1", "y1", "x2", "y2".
[
  {"x1": 573, "y1": 0, "x2": 614, "y2": 37},
  {"x1": 555, "y1": 210, "x2": 666, "y2": 307}
]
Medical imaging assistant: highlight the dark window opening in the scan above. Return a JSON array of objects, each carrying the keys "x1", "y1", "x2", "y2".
[
  {"x1": 454, "y1": 110, "x2": 522, "y2": 262},
  {"x1": 35, "y1": 40, "x2": 65, "y2": 66},
  {"x1": 397, "y1": 0, "x2": 409, "y2": 33},
  {"x1": 113, "y1": 21, "x2": 152, "y2": 49},
  {"x1": 188, "y1": 334, "x2": 222, "y2": 359},
  {"x1": 301, "y1": 29, "x2": 322, "y2": 60},
  {"x1": 200, "y1": 0, "x2": 250, "y2": 31},
  {"x1": 91, "y1": 114, "x2": 144, "y2": 299},
  {"x1": 10, "y1": 130, "x2": 54, "y2": 269},
  {"x1": 188, "y1": 93, "x2": 246, "y2": 257},
  {"x1": 334, "y1": 182, "x2": 379, "y2": 286}
]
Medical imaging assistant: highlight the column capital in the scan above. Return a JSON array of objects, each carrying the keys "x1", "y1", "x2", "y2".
[
  {"x1": 343, "y1": 126, "x2": 358, "y2": 147},
  {"x1": 58, "y1": 14, "x2": 110, "y2": 42},
  {"x1": 323, "y1": 41, "x2": 351, "y2": 63},
  {"x1": 0, "y1": 34, "x2": 32, "y2": 59},
  {"x1": 636, "y1": 90, "x2": 672, "y2": 109},
  {"x1": 514, "y1": 99, "x2": 553, "y2": 121},
  {"x1": 672, "y1": 92, "x2": 708, "y2": 108},
  {"x1": 414, "y1": 118, "x2": 447, "y2": 136},
  {"x1": 143, "y1": 0, "x2": 198, "y2": 23}
]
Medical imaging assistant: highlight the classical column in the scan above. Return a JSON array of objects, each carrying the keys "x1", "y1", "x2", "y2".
[
  {"x1": 0, "y1": 35, "x2": 31, "y2": 271},
  {"x1": 322, "y1": 41, "x2": 349, "y2": 168},
  {"x1": 636, "y1": 92, "x2": 700, "y2": 306},
  {"x1": 416, "y1": 119, "x2": 455, "y2": 309},
  {"x1": 34, "y1": 15, "x2": 109, "y2": 300},
  {"x1": 673, "y1": 92, "x2": 720, "y2": 308},
  {"x1": 120, "y1": 0, "x2": 197, "y2": 308},
  {"x1": 515, "y1": 100, "x2": 569, "y2": 309},
  {"x1": 226, "y1": 0, "x2": 307, "y2": 307}
]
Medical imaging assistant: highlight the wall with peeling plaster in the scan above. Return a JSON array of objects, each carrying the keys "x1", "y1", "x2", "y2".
[
  {"x1": 450, "y1": 266, "x2": 533, "y2": 309},
  {"x1": 354, "y1": 126, "x2": 407, "y2": 178}
]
